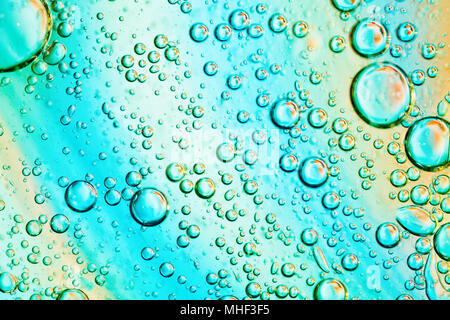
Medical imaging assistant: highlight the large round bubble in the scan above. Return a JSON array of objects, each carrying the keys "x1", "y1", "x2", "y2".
[
  {"x1": 0, "y1": 0, "x2": 52, "y2": 72},
  {"x1": 65, "y1": 181, "x2": 98, "y2": 212},
  {"x1": 130, "y1": 188, "x2": 169, "y2": 227},
  {"x1": 351, "y1": 62, "x2": 413, "y2": 128},
  {"x1": 404, "y1": 117, "x2": 449, "y2": 171}
]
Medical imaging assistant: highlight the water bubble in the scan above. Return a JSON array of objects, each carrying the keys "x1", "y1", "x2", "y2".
[
  {"x1": 50, "y1": 214, "x2": 70, "y2": 233},
  {"x1": 268, "y1": 14, "x2": 288, "y2": 33},
  {"x1": 329, "y1": 36, "x2": 346, "y2": 53},
  {"x1": 129, "y1": 188, "x2": 169, "y2": 227},
  {"x1": 410, "y1": 185, "x2": 430, "y2": 205},
  {"x1": 322, "y1": 192, "x2": 341, "y2": 210},
  {"x1": 105, "y1": 189, "x2": 121, "y2": 206},
  {"x1": 351, "y1": 62, "x2": 413, "y2": 128},
  {"x1": 407, "y1": 253, "x2": 424, "y2": 270},
  {"x1": 434, "y1": 223, "x2": 449, "y2": 261},
  {"x1": 126, "y1": 171, "x2": 142, "y2": 187},
  {"x1": 314, "y1": 279, "x2": 348, "y2": 300},
  {"x1": 26, "y1": 220, "x2": 42, "y2": 236},
  {"x1": 397, "y1": 22, "x2": 417, "y2": 42},
  {"x1": 203, "y1": 61, "x2": 218, "y2": 76},
  {"x1": 190, "y1": 23, "x2": 209, "y2": 42},
  {"x1": 396, "y1": 206, "x2": 436, "y2": 236},
  {"x1": 351, "y1": 19, "x2": 389, "y2": 57},
  {"x1": 65, "y1": 181, "x2": 98, "y2": 212},
  {"x1": 411, "y1": 69, "x2": 426, "y2": 86},
  {"x1": 390, "y1": 169, "x2": 408, "y2": 187},
  {"x1": 0, "y1": 272, "x2": 18, "y2": 293},
  {"x1": 404, "y1": 117, "x2": 449, "y2": 171},
  {"x1": 159, "y1": 262, "x2": 175, "y2": 277},
  {"x1": 217, "y1": 143, "x2": 235, "y2": 162},
  {"x1": 279, "y1": 153, "x2": 299, "y2": 172},
  {"x1": 271, "y1": 99, "x2": 300, "y2": 129},
  {"x1": 43, "y1": 41, "x2": 67, "y2": 65},
  {"x1": 214, "y1": 23, "x2": 232, "y2": 41},
  {"x1": 57, "y1": 22, "x2": 73, "y2": 38},
  {"x1": 415, "y1": 237, "x2": 432, "y2": 255},
  {"x1": 246, "y1": 282, "x2": 262, "y2": 298},
  {"x1": 57, "y1": 288, "x2": 89, "y2": 300},
  {"x1": 228, "y1": 9, "x2": 250, "y2": 31},
  {"x1": 154, "y1": 34, "x2": 169, "y2": 48},
  {"x1": 195, "y1": 178, "x2": 216, "y2": 199},
  {"x1": 166, "y1": 163, "x2": 185, "y2": 182},
  {"x1": 141, "y1": 247, "x2": 155, "y2": 260},
  {"x1": 332, "y1": 0, "x2": 360, "y2": 11},
  {"x1": 433, "y1": 175, "x2": 449, "y2": 195},
  {"x1": 376, "y1": 222, "x2": 401, "y2": 248},
  {"x1": 308, "y1": 108, "x2": 328, "y2": 128},
  {"x1": 0, "y1": 0, "x2": 51, "y2": 72},
  {"x1": 301, "y1": 228, "x2": 318, "y2": 246},
  {"x1": 338, "y1": 134, "x2": 356, "y2": 151},
  {"x1": 247, "y1": 24, "x2": 264, "y2": 38},
  {"x1": 292, "y1": 21, "x2": 309, "y2": 38},
  {"x1": 299, "y1": 157, "x2": 329, "y2": 187},
  {"x1": 341, "y1": 254, "x2": 359, "y2": 271}
]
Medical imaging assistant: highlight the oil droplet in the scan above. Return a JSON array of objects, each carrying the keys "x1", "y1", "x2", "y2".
[
  {"x1": 433, "y1": 223, "x2": 449, "y2": 261},
  {"x1": 313, "y1": 279, "x2": 348, "y2": 300},
  {"x1": 271, "y1": 99, "x2": 300, "y2": 129},
  {"x1": 0, "y1": 0, "x2": 51, "y2": 72},
  {"x1": 351, "y1": 19, "x2": 389, "y2": 57},
  {"x1": 57, "y1": 288, "x2": 89, "y2": 300},
  {"x1": 130, "y1": 188, "x2": 169, "y2": 226},
  {"x1": 351, "y1": 62, "x2": 413, "y2": 128},
  {"x1": 299, "y1": 157, "x2": 329, "y2": 187},
  {"x1": 404, "y1": 117, "x2": 449, "y2": 171},
  {"x1": 396, "y1": 206, "x2": 436, "y2": 236},
  {"x1": 376, "y1": 222, "x2": 401, "y2": 248},
  {"x1": 65, "y1": 181, "x2": 98, "y2": 212}
]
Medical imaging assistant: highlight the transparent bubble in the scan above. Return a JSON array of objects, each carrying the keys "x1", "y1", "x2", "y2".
[
  {"x1": 404, "y1": 117, "x2": 449, "y2": 171},
  {"x1": 129, "y1": 188, "x2": 169, "y2": 227},
  {"x1": 126, "y1": 171, "x2": 142, "y2": 187},
  {"x1": 322, "y1": 192, "x2": 341, "y2": 210},
  {"x1": 396, "y1": 206, "x2": 436, "y2": 236},
  {"x1": 228, "y1": 9, "x2": 250, "y2": 30},
  {"x1": 376, "y1": 222, "x2": 401, "y2": 248},
  {"x1": 141, "y1": 247, "x2": 155, "y2": 260},
  {"x1": 26, "y1": 220, "x2": 42, "y2": 236},
  {"x1": 351, "y1": 62, "x2": 413, "y2": 128},
  {"x1": 308, "y1": 108, "x2": 328, "y2": 128},
  {"x1": 190, "y1": 23, "x2": 209, "y2": 42},
  {"x1": 433, "y1": 175, "x2": 450, "y2": 194},
  {"x1": 314, "y1": 279, "x2": 348, "y2": 300},
  {"x1": 434, "y1": 223, "x2": 449, "y2": 261},
  {"x1": 341, "y1": 253, "x2": 359, "y2": 271},
  {"x1": 292, "y1": 21, "x2": 309, "y2": 38},
  {"x1": 105, "y1": 189, "x2": 121, "y2": 206},
  {"x1": 415, "y1": 237, "x2": 432, "y2": 254},
  {"x1": 57, "y1": 288, "x2": 89, "y2": 300},
  {"x1": 214, "y1": 23, "x2": 232, "y2": 41},
  {"x1": 397, "y1": 22, "x2": 417, "y2": 42},
  {"x1": 195, "y1": 178, "x2": 216, "y2": 199},
  {"x1": 268, "y1": 14, "x2": 288, "y2": 33},
  {"x1": 246, "y1": 282, "x2": 262, "y2": 298},
  {"x1": 410, "y1": 185, "x2": 430, "y2": 205},
  {"x1": 301, "y1": 228, "x2": 318, "y2": 246},
  {"x1": 166, "y1": 163, "x2": 185, "y2": 182},
  {"x1": 332, "y1": 0, "x2": 360, "y2": 11},
  {"x1": 299, "y1": 157, "x2": 329, "y2": 187},
  {"x1": 351, "y1": 19, "x2": 389, "y2": 57},
  {"x1": 271, "y1": 99, "x2": 300, "y2": 129},
  {"x1": 0, "y1": 272, "x2": 17, "y2": 293},
  {"x1": 217, "y1": 143, "x2": 235, "y2": 162},
  {"x1": 203, "y1": 61, "x2": 218, "y2": 76},
  {"x1": 390, "y1": 169, "x2": 407, "y2": 187},
  {"x1": 65, "y1": 181, "x2": 98, "y2": 212},
  {"x1": 50, "y1": 214, "x2": 70, "y2": 233},
  {"x1": 329, "y1": 35, "x2": 346, "y2": 53},
  {"x1": 0, "y1": 0, "x2": 52, "y2": 72},
  {"x1": 279, "y1": 153, "x2": 299, "y2": 172},
  {"x1": 43, "y1": 41, "x2": 67, "y2": 65},
  {"x1": 407, "y1": 253, "x2": 423, "y2": 270},
  {"x1": 338, "y1": 134, "x2": 356, "y2": 151},
  {"x1": 247, "y1": 24, "x2": 264, "y2": 38},
  {"x1": 159, "y1": 262, "x2": 175, "y2": 277}
]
